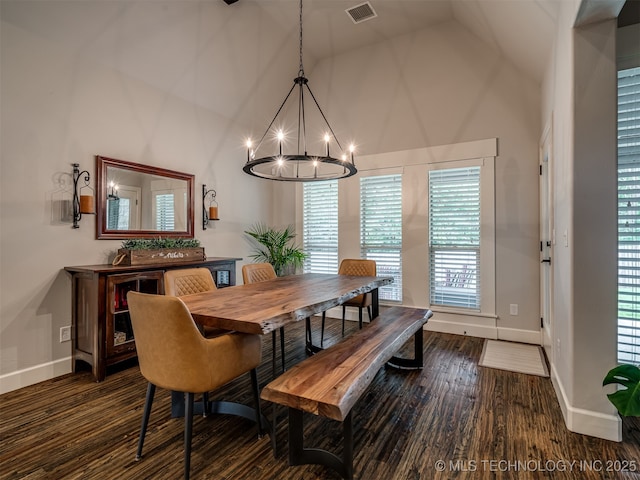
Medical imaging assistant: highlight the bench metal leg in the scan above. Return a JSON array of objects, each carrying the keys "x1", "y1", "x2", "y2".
[
  {"x1": 387, "y1": 328, "x2": 424, "y2": 370},
  {"x1": 288, "y1": 408, "x2": 353, "y2": 479}
]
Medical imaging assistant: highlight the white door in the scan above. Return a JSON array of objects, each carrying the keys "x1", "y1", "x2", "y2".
[
  {"x1": 107, "y1": 186, "x2": 141, "y2": 230},
  {"x1": 540, "y1": 120, "x2": 553, "y2": 360}
]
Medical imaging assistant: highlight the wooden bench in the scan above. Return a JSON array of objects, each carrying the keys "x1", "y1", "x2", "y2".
[{"x1": 261, "y1": 306, "x2": 433, "y2": 479}]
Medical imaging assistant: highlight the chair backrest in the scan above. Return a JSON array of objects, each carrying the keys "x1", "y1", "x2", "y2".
[
  {"x1": 127, "y1": 291, "x2": 210, "y2": 391},
  {"x1": 338, "y1": 259, "x2": 377, "y2": 277},
  {"x1": 242, "y1": 263, "x2": 277, "y2": 284},
  {"x1": 127, "y1": 291, "x2": 262, "y2": 393},
  {"x1": 164, "y1": 268, "x2": 216, "y2": 296}
]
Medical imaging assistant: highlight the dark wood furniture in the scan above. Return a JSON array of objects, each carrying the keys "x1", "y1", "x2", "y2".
[
  {"x1": 64, "y1": 257, "x2": 240, "y2": 381},
  {"x1": 261, "y1": 306, "x2": 433, "y2": 480}
]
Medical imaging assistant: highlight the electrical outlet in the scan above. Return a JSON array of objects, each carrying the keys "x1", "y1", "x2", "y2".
[
  {"x1": 60, "y1": 326, "x2": 71, "y2": 343},
  {"x1": 509, "y1": 304, "x2": 518, "y2": 315}
]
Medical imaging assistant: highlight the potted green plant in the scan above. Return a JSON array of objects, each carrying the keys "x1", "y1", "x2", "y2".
[
  {"x1": 244, "y1": 223, "x2": 307, "y2": 276},
  {"x1": 602, "y1": 363, "x2": 640, "y2": 417}
]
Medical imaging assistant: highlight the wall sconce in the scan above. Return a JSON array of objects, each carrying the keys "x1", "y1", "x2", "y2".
[
  {"x1": 107, "y1": 181, "x2": 119, "y2": 199},
  {"x1": 203, "y1": 184, "x2": 219, "y2": 230},
  {"x1": 72, "y1": 163, "x2": 94, "y2": 229}
]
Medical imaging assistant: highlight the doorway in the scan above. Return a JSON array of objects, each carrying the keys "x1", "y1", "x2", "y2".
[{"x1": 540, "y1": 119, "x2": 554, "y2": 361}]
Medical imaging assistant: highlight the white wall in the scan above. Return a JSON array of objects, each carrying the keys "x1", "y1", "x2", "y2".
[
  {"x1": 541, "y1": 0, "x2": 623, "y2": 441},
  {"x1": 289, "y1": 20, "x2": 542, "y2": 342},
  {"x1": 0, "y1": 18, "x2": 274, "y2": 391}
]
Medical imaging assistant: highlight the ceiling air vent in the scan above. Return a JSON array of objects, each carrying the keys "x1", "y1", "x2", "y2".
[{"x1": 346, "y1": 2, "x2": 377, "y2": 24}]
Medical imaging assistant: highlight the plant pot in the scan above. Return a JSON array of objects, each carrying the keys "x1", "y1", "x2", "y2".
[{"x1": 112, "y1": 247, "x2": 206, "y2": 266}]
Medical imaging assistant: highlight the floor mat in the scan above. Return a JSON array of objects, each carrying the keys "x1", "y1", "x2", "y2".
[{"x1": 479, "y1": 339, "x2": 549, "y2": 377}]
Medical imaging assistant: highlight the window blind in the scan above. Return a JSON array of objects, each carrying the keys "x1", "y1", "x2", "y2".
[
  {"x1": 360, "y1": 175, "x2": 402, "y2": 302},
  {"x1": 155, "y1": 193, "x2": 175, "y2": 231},
  {"x1": 429, "y1": 167, "x2": 480, "y2": 309},
  {"x1": 618, "y1": 66, "x2": 640, "y2": 364},
  {"x1": 303, "y1": 181, "x2": 339, "y2": 274}
]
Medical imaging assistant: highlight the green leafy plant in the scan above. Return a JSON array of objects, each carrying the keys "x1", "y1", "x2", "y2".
[
  {"x1": 244, "y1": 223, "x2": 307, "y2": 276},
  {"x1": 121, "y1": 238, "x2": 201, "y2": 250},
  {"x1": 602, "y1": 364, "x2": 640, "y2": 417}
]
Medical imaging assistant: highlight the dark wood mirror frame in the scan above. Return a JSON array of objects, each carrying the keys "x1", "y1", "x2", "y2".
[{"x1": 96, "y1": 155, "x2": 195, "y2": 239}]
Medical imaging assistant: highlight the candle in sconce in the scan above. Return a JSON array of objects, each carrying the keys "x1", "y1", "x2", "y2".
[
  {"x1": 209, "y1": 206, "x2": 219, "y2": 220},
  {"x1": 80, "y1": 195, "x2": 94, "y2": 214}
]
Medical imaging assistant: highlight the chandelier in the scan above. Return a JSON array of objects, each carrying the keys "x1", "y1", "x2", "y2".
[{"x1": 243, "y1": 0, "x2": 357, "y2": 182}]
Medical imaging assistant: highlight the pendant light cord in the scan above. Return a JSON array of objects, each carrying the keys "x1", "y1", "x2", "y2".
[{"x1": 298, "y1": 0, "x2": 304, "y2": 77}]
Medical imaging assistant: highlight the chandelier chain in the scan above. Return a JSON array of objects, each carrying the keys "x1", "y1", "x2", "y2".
[{"x1": 298, "y1": 0, "x2": 304, "y2": 76}]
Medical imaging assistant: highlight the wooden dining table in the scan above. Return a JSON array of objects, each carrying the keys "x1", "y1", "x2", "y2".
[
  {"x1": 170, "y1": 273, "x2": 392, "y2": 418},
  {"x1": 180, "y1": 272, "x2": 393, "y2": 336}
]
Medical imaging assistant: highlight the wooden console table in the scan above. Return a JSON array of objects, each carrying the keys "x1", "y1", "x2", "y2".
[{"x1": 64, "y1": 257, "x2": 240, "y2": 381}]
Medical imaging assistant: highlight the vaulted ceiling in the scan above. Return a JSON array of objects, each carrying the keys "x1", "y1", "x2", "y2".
[
  {"x1": 1, "y1": 0, "x2": 560, "y2": 83},
  {"x1": 1, "y1": 0, "x2": 566, "y2": 131},
  {"x1": 18, "y1": 0, "x2": 640, "y2": 144}
]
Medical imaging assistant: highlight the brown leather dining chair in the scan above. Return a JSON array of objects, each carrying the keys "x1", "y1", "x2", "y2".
[
  {"x1": 320, "y1": 258, "x2": 377, "y2": 346},
  {"x1": 127, "y1": 291, "x2": 263, "y2": 480},
  {"x1": 164, "y1": 268, "x2": 228, "y2": 414},
  {"x1": 164, "y1": 268, "x2": 225, "y2": 338},
  {"x1": 242, "y1": 263, "x2": 286, "y2": 372}
]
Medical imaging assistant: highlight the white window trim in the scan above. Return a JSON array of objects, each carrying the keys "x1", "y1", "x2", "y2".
[
  {"x1": 428, "y1": 157, "x2": 496, "y2": 318},
  {"x1": 295, "y1": 138, "x2": 497, "y2": 327}
]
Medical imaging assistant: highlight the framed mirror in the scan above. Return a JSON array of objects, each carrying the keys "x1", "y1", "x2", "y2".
[{"x1": 96, "y1": 156, "x2": 195, "y2": 239}]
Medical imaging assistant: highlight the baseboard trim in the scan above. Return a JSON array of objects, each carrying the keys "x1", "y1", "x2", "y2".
[
  {"x1": 425, "y1": 318, "x2": 498, "y2": 339},
  {"x1": 497, "y1": 326, "x2": 542, "y2": 345},
  {"x1": 550, "y1": 363, "x2": 622, "y2": 442},
  {"x1": 0, "y1": 357, "x2": 72, "y2": 395}
]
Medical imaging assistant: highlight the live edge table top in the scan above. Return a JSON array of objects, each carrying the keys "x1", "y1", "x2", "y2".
[{"x1": 179, "y1": 273, "x2": 393, "y2": 335}]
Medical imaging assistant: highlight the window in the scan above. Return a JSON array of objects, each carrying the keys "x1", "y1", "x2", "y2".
[
  {"x1": 617, "y1": 66, "x2": 640, "y2": 364},
  {"x1": 155, "y1": 193, "x2": 175, "y2": 231},
  {"x1": 303, "y1": 181, "x2": 339, "y2": 274},
  {"x1": 360, "y1": 175, "x2": 402, "y2": 302},
  {"x1": 429, "y1": 167, "x2": 480, "y2": 309}
]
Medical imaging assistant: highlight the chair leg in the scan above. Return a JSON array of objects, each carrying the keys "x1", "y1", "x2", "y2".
[
  {"x1": 320, "y1": 311, "x2": 326, "y2": 347},
  {"x1": 341, "y1": 306, "x2": 347, "y2": 337},
  {"x1": 184, "y1": 392, "x2": 194, "y2": 480},
  {"x1": 358, "y1": 307, "x2": 363, "y2": 329},
  {"x1": 136, "y1": 382, "x2": 156, "y2": 460},
  {"x1": 366, "y1": 305, "x2": 372, "y2": 322},
  {"x1": 250, "y1": 369, "x2": 264, "y2": 437},
  {"x1": 279, "y1": 327, "x2": 286, "y2": 373}
]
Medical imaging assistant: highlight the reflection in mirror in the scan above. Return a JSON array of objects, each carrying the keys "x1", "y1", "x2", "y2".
[{"x1": 96, "y1": 156, "x2": 194, "y2": 239}]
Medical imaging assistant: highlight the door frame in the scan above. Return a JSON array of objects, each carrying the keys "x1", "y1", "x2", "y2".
[{"x1": 540, "y1": 117, "x2": 554, "y2": 361}]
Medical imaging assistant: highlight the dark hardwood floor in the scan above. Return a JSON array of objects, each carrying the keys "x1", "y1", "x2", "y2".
[{"x1": 1, "y1": 318, "x2": 639, "y2": 480}]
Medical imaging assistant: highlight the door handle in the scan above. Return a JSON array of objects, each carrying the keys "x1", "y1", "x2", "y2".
[{"x1": 541, "y1": 258, "x2": 551, "y2": 264}]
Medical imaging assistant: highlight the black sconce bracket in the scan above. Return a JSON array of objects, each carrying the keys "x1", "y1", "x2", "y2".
[
  {"x1": 72, "y1": 163, "x2": 91, "y2": 229},
  {"x1": 203, "y1": 184, "x2": 219, "y2": 230}
]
